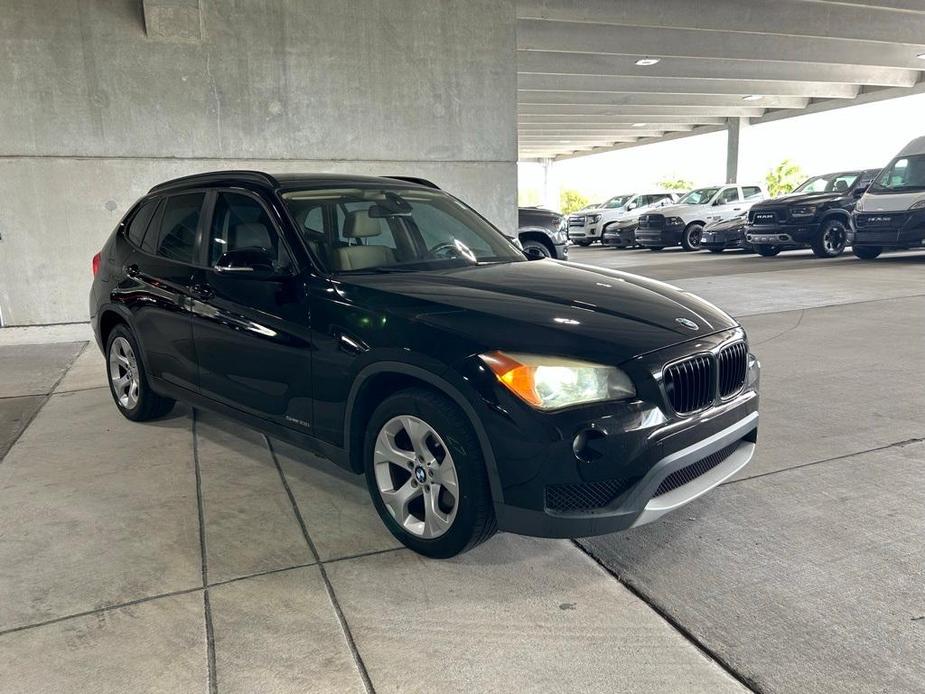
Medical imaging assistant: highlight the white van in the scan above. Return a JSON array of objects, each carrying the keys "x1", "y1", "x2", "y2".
[{"x1": 852, "y1": 136, "x2": 925, "y2": 259}]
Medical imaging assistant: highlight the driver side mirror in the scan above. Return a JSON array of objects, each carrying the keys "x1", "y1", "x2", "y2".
[
  {"x1": 853, "y1": 187, "x2": 867, "y2": 199},
  {"x1": 524, "y1": 246, "x2": 547, "y2": 261},
  {"x1": 214, "y1": 248, "x2": 288, "y2": 280}
]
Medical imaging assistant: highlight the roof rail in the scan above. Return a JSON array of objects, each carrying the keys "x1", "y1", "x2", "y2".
[
  {"x1": 148, "y1": 170, "x2": 280, "y2": 194},
  {"x1": 383, "y1": 176, "x2": 441, "y2": 190}
]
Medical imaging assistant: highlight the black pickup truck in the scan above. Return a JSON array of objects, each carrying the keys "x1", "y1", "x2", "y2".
[
  {"x1": 745, "y1": 169, "x2": 880, "y2": 258},
  {"x1": 517, "y1": 207, "x2": 569, "y2": 259}
]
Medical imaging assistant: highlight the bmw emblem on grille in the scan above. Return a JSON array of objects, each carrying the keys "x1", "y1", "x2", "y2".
[{"x1": 675, "y1": 318, "x2": 699, "y2": 331}]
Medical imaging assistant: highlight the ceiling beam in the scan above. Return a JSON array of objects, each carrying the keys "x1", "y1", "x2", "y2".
[
  {"x1": 518, "y1": 104, "x2": 766, "y2": 117},
  {"x1": 518, "y1": 74, "x2": 860, "y2": 98},
  {"x1": 517, "y1": 50, "x2": 919, "y2": 88},
  {"x1": 517, "y1": 19, "x2": 925, "y2": 70},
  {"x1": 518, "y1": 115, "x2": 727, "y2": 125},
  {"x1": 516, "y1": 0, "x2": 925, "y2": 47},
  {"x1": 550, "y1": 125, "x2": 729, "y2": 161},
  {"x1": 519, "y1": 91, "x2": 810, "y2": 108}
]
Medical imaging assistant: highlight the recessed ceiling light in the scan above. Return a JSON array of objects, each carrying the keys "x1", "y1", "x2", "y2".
[
  {"x1": 635, "y1": 57, "x2": 660, "y2": 66},
  {"x1": 742, "y1": 94, "x2": 763, "y2": 101},
  {"x1": 632, "y1": 122, "x2": 647, "y2": 127}
]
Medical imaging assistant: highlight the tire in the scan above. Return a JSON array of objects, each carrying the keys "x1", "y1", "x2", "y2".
[
  {"x1": 521, "y1": 239, "x2": 552, "y2": 259},
  {"x1": 811, "y1": 218, "x2": 849, "y2": 258},
  {"x1": 709, "y1": 248, "x2": 724, "y2": 254},
  {"x1": 681, "y1": 223, "x2": 704, "y2": 251},
  {"x1": 853, "y1": 246, "x2": 883, "y2": 260},
  {"x1": 106, "y1": 324, "x2": 175, "y2": 421},
  {"x1": 755, "y1": 244, "x2": 781, "y2": 257},
  {"x1": 364, "y1": 388, "x2": 496, "y2": 558}
]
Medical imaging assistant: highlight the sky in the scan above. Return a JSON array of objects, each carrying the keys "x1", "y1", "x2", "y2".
[{"x1": 519, "y1": 92, "x2": 925, "y2": 210}]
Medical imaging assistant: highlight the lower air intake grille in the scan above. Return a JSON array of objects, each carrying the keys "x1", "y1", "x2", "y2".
[
  {"x1": 545, "y1": 477, "x2": 638, "y2": 513},
  {"x1": 654, "y1": 440, "x2": 741, "y2": 497},
  {"x1": 718, "y1": 341, "x2": 748, "y2": 398},
  {"x1": 663, "y1": 354, "x2": 715, "y2": 414}
]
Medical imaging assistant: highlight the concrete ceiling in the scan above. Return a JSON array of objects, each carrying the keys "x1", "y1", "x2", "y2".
[{"x1": 517, "y1": 0, "x2": 925, "y2": 161}]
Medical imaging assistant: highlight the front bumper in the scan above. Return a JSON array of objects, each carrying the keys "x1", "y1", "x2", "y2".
[
  {"x1": 463, "y1": 328, "x2": 760, "y2": 538},
  {"x1": 636, "y1": 226, "x2": 682, "y2": 247},
  {"x1": 601, "y1": 226, "x2": 636, "y2": 246},
  {"x1": 745, "y1": 221, "x2": 818, "y2": 247},
  {"x1": 553, "y1": 242, "x2": 569, "y2": 260}
]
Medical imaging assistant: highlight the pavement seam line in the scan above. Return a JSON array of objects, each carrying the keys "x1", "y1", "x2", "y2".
[
  {"x1": 734, "y1": 290, "x2": 925, "y2": 319},
  {"x1": 265, "y1": 435, "x2": 377, "y2": 694},
  {"x1": 571, "y1": 539, "x2": 763, "y2": 694},
  {"x1": 193, "y1": 410, "x2": 219, "y2": 694},
  {"x1": 0, "y1": 586, "x2": 204, "y2": 638},
  {"x1": 724, "y1": 435, "x2": 925, "y2": 486},
  {"x1": 0, "y1": 341, "x2": 87, "y2": 464}
]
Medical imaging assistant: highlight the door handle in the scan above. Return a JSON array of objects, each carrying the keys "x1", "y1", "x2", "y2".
[{"x1": 190, "y1": 283, "x2": 214, "y2": 300}]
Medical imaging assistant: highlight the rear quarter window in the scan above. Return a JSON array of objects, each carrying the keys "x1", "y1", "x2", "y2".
[{"x1": 125, "y1": 199, "x2": 159, "y2": 248}]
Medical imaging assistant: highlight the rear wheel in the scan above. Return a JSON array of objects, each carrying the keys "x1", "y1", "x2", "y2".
[
  {"x1": 812, "y1": 218, "x2": 848, "y2": 258},
  {"x1": 853, "y1": 245, "x2": 882, "y2": 260},
  {"x1": 755, "y1": 244, "x2": 781, "y2": 257},
  {"x1": 364, "y1": 388, "x2": 496, "y2": 558},
  {"x1": 681, "y1": 223, "x2": 704, "y2": 251},
  {"x1": 106, "y1": 325, "x2": 175, "y2": 421}
]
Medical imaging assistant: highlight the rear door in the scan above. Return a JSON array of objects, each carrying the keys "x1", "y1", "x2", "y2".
[
  {"x1": 128, "y1": 192, "x2": 206, "y2": 393},
  {"x1": 190, "y1": 190, "x2": 314, "y2": 430}
]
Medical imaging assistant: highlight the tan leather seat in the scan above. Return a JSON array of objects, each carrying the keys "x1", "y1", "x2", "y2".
[{"x1": 335, "y1": 211, "x2": 395, "y2": 270}]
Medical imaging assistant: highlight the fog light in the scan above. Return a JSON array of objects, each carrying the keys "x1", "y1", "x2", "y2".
[{"x1": 573, "y1": 428, "x2": 606, "y2": 463}]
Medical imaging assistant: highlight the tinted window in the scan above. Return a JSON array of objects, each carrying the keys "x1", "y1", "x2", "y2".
[
  {"x1": 742, "y1": 186, "x2": 762, "y2": 199},
  {"x1": 156, "y1": 193, "x2": 204, "y2": 264},
  {"x1": 209, "y1": 192, "x2": 290, "y2": 269},
  {"x1": 126, "y1": 199, "x2": 159, "y2": 248}
]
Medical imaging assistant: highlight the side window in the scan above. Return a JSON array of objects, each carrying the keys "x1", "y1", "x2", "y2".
[
  {"x1": 742, "y1": 186, "x2": 761, "y2": 199},
  {"x1": 126, "y1": 199, "x2": 159, "y2": 248},
  {"x1": 717, "y1": 188, "x2": 740, "y2": 205},
  {"x1": 209, "y1": 192, "x2": 291, "y2": 269},
  {"x1": 155, "y1": 193, "x2": 204, "y2": 264}
]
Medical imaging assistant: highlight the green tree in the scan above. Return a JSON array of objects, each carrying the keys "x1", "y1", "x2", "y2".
[
  {"x1": 765, "y1": 160, "x2": 804, "y2": 197},
  {"x1": 560, "y1": 189, "x2": 589, "y2": 214},
  {"x1": 658, "y1": 177, "x2": 694, "y2": 192}
]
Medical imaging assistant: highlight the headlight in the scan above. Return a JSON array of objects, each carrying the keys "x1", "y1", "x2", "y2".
[
  {"x1": 908, "y1": 200, "x2": 925, "y2": 210},
  {"x1": 588, "y1": 213, "x2": 602, "y2": 223},
  {"x1": 790, "y1": 205, "x2": 816, "y2": 218},
  {"x1": 666, "y1": 217, "x2": 684, "y2": 226},
  {"x1": 481, "y1": 351, "x2": 636, "y2": 410}
]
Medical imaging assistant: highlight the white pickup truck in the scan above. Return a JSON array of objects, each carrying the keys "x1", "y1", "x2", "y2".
[
  {"x1": 636, "y1": 184, "x2": 767, "y2": 251},
  {"x1": 566, "y1": 192, "x2": 674, "y2": 246}
]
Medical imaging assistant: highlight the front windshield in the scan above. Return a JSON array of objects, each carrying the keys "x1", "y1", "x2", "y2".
[
  {"x1": 794, "y1": 172, "x2": 860, "y2": 194},
  {"x1": 602, "y1": 195, "x2": 631, "y2": 209},
  {"x1": 678, "y1": 187, "x2": 720, "y2": 205},
  {"x1": 282, "y1": 187, "x2": 524, "y2": 273},
  {"x1": 870, "y1": 154, "x2": 925, "y2": 193}
]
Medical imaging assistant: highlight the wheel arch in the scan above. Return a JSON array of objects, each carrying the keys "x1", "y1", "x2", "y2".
[
  {"x1": 344, "y1": 362, "x2": 504, "y2": 503},
  {"x1": 819, "y1": 209, "x2": 851, "y2": 226}
]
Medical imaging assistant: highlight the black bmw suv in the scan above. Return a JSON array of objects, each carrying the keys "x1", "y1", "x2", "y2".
[
  {"x1": 745, "y1": 169, "x2": 880, "y2": 257},
  {"x1": 90, "y1": 171, "x2": 760, "y2": 558}
]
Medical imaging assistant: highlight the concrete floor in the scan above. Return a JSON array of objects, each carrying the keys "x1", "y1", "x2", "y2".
[{"x1": 1, "y1": 247, "x2": 923, "y2": 693}]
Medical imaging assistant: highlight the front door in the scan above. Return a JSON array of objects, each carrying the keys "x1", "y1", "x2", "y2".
[{"x1": 191, "y1": 190, "x2": 314, "y2": 431}]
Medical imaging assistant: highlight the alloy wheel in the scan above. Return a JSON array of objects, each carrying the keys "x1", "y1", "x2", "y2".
[
  {"x1": 823, "y1": 221, "x2": 847, "y2": 255},
  {"x1": 109, "y1": 336, "x2": 140, "y2": 409},
  {"x1": 373, "y1": 415, "x2": 459, "y2": 538}
]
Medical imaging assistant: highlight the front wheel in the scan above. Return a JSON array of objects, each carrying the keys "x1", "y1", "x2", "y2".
[
  {"x1": 106, "y1": 325, "x2": 175, "y2": 421},
  {"x1": 853, "y1": 245, "x2": 883, "y2": 260},
  {"x1": 755, "y1": 244, "x2": 781, "y2": 257},
  {"x1": 812, "y1": 218, "x2": 848, "y2": 258},
  {"x1": 364, "y1": 388, "x2": 496, "y2": 558},
  {"x1": 521, "y1": 239, "x2": 551, "y2": 258},
  {"x1": 681, "y1": 223, "x2": 704, "y2": 251}
]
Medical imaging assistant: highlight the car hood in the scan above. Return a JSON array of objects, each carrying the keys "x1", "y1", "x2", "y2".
[
  {"x1": 752, "y1": 191, "x2": 843, "y2": 208},
  {"x1": 340, "y1": 260, "x2": 738, "y2": 364},
  {"x1": 648, "y1": 202, "x2": 708, "y2": 218},
  {"x1": 859, "y1": 190, "x2": 925, "y2": 212}
]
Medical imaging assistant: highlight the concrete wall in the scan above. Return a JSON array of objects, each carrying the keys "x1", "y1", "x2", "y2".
[{"x1": 0, "y1": 0, "x2": 517, "y2": 325}]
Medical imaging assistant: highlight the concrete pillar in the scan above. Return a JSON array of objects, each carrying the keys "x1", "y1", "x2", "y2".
[
  {"x1": 541, "y1": 158, "x2": 557, "y2": 210},
  {"x1": 726, "y1": 117, "x2": 749, "y2": 183}
]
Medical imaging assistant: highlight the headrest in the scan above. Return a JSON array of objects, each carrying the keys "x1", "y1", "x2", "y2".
[
  {"x1": 232, "y1": 223, "x2": 272, "y2": 249},
  {"x1": 833, "y1": 180, "x2": 847, "y2": 192},
  {"x1": 343, "y1": 210, "x2": 382, "y2": 238}
]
